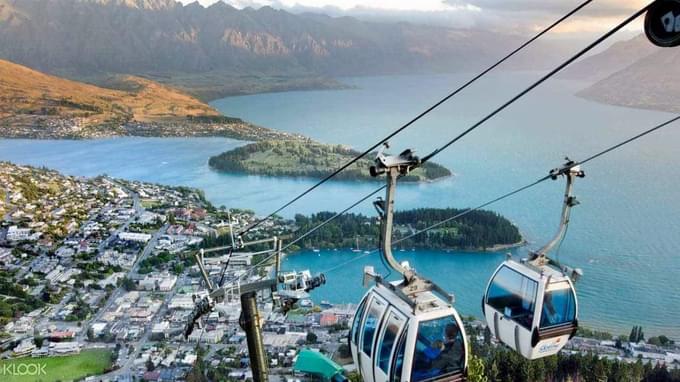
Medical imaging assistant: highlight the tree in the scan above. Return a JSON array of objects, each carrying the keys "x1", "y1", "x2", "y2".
[
  {"x1": 121, "y1": 277, "x2": 136, "y2": 291},
  {"x1": 34, "y1": 336, "x2": 44, "y2": 348},
  {"x1": 483, "y1": 327, "x2": 492, "y2": 346},
  {"x1": 467, "y1": 354, "x2": 487, "y2": 382},
  {"x1": 658, "y1": 335, "x2": 674, "y2": 346},
  {"x1": 306, "y1": 332, "x2": 318, "y2": 344},
  {"x1": 87, "y1": 326, "x2": 95, "y2": 341}
]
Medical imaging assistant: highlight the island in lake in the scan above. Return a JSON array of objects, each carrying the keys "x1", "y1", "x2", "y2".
[
  {"x1": 203, "y1": 208, "x2": 522, "y2": 252},
  {"x1": 208, "y1": 140, "x2": 452, "y2": 182}
]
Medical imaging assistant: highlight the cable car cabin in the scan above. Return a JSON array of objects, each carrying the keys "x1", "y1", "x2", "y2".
[
  {"x1": 350, "y1": 282, "x2": 468, "y2": 382},
  {"x1": 483, "y1": 259, "x2": 578, "y2": 360}
]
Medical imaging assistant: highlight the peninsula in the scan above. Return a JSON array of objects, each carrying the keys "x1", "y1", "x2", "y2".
[
  {"x1": 208, "y1": 140, "x2": 452, "y2": 182},
  {"x1": 0, "y1": 59, "x2": 298, "y2": 141}
]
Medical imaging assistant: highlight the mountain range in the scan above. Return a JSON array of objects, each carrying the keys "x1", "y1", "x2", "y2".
[
  {"x1": 0, "y1": 0, "x2": 561, "y2": 100},
  {"x1": 564, "y1": 34, "x2": 680, "y2": 113}
]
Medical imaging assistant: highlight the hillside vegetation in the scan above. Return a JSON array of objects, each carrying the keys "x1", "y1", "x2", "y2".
[
  {"x1": 208, "y1": 140, "x2": 452, "y2": 182},
  {"x1": 0, "y1": 59, "x2": 295, "y2": 140},
  {"x1": 292, "y1": 208, "x2": 523, "y2": 251}
]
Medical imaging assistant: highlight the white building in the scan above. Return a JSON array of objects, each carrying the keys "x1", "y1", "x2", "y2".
[
  {"x1": 12, "y1": 339, "x2": 36, "y2": 357},
  {"x1": 188, "y1": 328, "x2": 224, "y2": 344},
  {"x1": 139, "y1": 272, "x2": 177, "y2": 292},
  {"x1": 118, "y1": 232, "x2": 152, "y2": 243},
  {"x1": 152, "y1": 321, "x2": 170, "y2": 339},
  {"x1": 7, "y1": 226, "x2": 32, "y2": 241},
  {"x1": 169, "y1": 295, "x2": 195, "y2": 310},
  {"x1": 49, "y1": 341, "x2": 80, "y2": 356}
]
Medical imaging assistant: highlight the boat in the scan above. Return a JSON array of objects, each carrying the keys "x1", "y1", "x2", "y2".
[
  {"x1": 299, "y1": 299, "x2": 314, "y2": 308},
  {"x1": 319, "y1": 300, "x2": 333, "y2": 309},
  {"x1": 352, "y1": 236, "x2": 362, "y2": 252}
]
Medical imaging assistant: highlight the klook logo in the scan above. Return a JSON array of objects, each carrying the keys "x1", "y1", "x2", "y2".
[{"x1": 1, "y1": 362, "x2": 47, "y2": 376}]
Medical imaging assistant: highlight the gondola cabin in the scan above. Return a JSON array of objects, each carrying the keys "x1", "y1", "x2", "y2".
[
  {"x1": 483, "y1": 259, "x2": 578, "y2": 360},
  {"x1": 350, "y1": 282, "x2": 468, "y2": 382}
]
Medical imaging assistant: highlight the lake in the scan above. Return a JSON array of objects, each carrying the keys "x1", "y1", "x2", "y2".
[{"x1": 1, "y1": 72, "x2": 679, "y2": 339}]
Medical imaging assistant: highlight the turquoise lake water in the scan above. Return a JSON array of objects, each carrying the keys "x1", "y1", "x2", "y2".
[{"x1": 1, "y1": 72, "x2": 678, "y2": 339}]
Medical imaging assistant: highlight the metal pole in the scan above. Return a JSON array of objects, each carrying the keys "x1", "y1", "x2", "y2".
[
  {"x1": 380, "y1": 167, "x2": 414, "y2": 281},
  {"x1": 275, "y1": 239, "x2": 282, "y2": 278},
  {"x1": 535, "y1": 165, "x2": 584, "y2": 259},
  {"x1": 195, "y1": 250, "x2": 213, "y2": 291},
  {"x1": 240, "y1": 291, "x2": 268, "y2": 382}
]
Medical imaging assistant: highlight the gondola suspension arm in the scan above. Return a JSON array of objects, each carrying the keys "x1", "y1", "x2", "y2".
[{"x1": 529, "y1": 158, "x2": 585, "y2": 277}]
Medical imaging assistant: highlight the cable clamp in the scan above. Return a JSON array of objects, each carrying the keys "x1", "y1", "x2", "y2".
[{"x1": 549, "y1": 157, "x2": 586, "y2": 180}]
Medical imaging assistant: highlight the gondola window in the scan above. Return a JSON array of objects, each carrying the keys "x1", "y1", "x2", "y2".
[
  {"x1": 378, "y1": 313, "x2": 401, "y2": 372},
  {"x1": 362, "y1": 300, "x2": 384, "y2": 356},
  {"x1": 411, "y1": 316, "x2": 464, "y2": 382},
  {"x1": 487, "y1": 266, "x2": 538, "y2": 329},
  {"x1": 352, "y1": 297, "x2": 368, "y2": 345},
  {"x1": 540, "y1": 283, "x2": 576, "y2": 328}
]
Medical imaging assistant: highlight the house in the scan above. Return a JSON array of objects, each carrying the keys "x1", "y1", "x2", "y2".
[
  {"x1": 12, "y1": 339, "x2": 36, "y2": 357},
  {"x1": 49, "y1": 341, "x2": 80, "y2": 355},
  {"x1": 139, "y1": 272, "x2": 177, "y2": 292},
  {"x1": 6, "y1": 226, "x2": 32, "y2": 241},
  {"x1": 118, "y1": 232, "x2": 152, "y2": 243}
]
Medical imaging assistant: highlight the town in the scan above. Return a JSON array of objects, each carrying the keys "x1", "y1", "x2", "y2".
[{"x1": 0, "y1": 162, "x2": 678, "y2": 382}]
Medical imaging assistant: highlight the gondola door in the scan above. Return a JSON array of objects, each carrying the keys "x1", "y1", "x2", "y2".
[
  {"x1": 358, "y1": 293, "x2": 389, "y2": 382},
  {"x1": 374, "y1": 308, "x2": 408, "y2": 382},
  {"x1": 485, "y1": 263, "x2": 539, "y2": 356}
]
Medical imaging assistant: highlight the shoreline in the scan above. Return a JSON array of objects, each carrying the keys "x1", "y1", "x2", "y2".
[{"x1": 286, "y1": 239, "x2": 527, "y2": 256}]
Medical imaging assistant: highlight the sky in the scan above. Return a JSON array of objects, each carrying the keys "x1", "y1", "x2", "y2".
[{"x1": 177, "y1": 0, "x2": 648, "y2": 36}]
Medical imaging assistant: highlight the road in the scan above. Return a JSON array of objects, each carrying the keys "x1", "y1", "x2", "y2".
[
  {"x1": 102, "y1": 272, "x2": 188, "y2": 380},
  {"x1": 78, "y1": 222, "x2": 168, "y2": 342},
  {"x1": 98, "y1": 189, "x2": 143, "y2": 253}
]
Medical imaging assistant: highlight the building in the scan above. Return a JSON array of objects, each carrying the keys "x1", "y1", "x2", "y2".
[
  {"x1": 48, "y1": 330, "x2": 75, "y2": 341},
  {"x1": 169, "y1": 295, "x2": 195, "y2": 310},
  {"x1": 6, "y1": 226, "x2": 32, "y2": 241},
  {"x1": 118, "y1": 232, "x2": 152, "y2": 243},
  {"x1": 188, "y1": 328, "x2": 224, "y2": 344},
  {"x1": 49, "y1": 341, "x2": 81, "y2": 356},
  {"x1": 12, "y1": 339, "x2": 36, "y2": 357},
  {"x1": 139, "y1": 272, "x2": 177, "y2": 292},
  {"x1": 152, "y1": 321, "x2": 170, "y2": 340}
]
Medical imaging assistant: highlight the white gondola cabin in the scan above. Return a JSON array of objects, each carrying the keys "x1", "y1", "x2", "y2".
[
  {"x1": 483, "y1": 259, "x2": 578, "y2": 359},
  {"x1": 351, "y1": 145, "x2": 469, "y2": 382},
  {"x1": 482, "y1": 160, "x2": 585, "y2": 360},
  {"x1": 350, "y1": 281, "x2": 468, "y2": 382}
]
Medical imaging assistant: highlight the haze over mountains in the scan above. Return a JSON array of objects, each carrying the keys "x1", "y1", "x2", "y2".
[
  {"x1": 564, "y1": 34, "x2": 680, "y2": 113},
  {"x1": 0, "y1": 0, "x2": 565, "y2": 99},
  {"x1": 0, "y1": 0, "x2": 678, "y2": 113}
]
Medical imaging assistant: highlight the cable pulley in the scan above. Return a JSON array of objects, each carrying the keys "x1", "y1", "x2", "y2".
[{"x1": 646, "y1": 0, "x2": 680, "y2": 47}]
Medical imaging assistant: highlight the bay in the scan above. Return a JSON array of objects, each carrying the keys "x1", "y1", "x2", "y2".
[{"x1": 1, "y1": 72, "x2": 679, "y2": 339}]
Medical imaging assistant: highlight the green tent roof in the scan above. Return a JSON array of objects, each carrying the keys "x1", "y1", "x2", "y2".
[{"x1": 293, "y1": 349, "x2": 344, "y2": 380}]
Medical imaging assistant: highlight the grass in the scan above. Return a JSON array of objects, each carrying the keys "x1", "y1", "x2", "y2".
[
  {"x1": 140, "y1": 199, "x2": 160, "y2": 209},
  {"x1": 0, "y1": 349, "x2": 113, "y2": 382}
]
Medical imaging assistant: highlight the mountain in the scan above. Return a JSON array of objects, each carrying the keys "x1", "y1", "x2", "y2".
[
  {"x1": 560, "y1": 35, "x2": 660, "y2": 83},
  {"x1": 0, "y1": 59, "x2": 295, "y2": 140},
  {"x1": 0, "y1": 0, "x2": 541, "y2": 100},
  {"x1": 578, "y1": 47, "x2": 680, "y2": 113},
  {"x1": 558, "y1": 33, "x2": 680, "y2": 113}
]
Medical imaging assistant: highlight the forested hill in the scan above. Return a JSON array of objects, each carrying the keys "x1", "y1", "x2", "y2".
[
  {"x1": 292, "y1": 208, "x2": 523, "y2": 251},
  {"x1": 208, "y1": 140, "x2": 451, "y2": 182}
]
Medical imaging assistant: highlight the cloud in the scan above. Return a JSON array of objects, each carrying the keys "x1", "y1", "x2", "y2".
[{"x1": 177, "y1": 0, "x2": 649, "y2": 36}]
